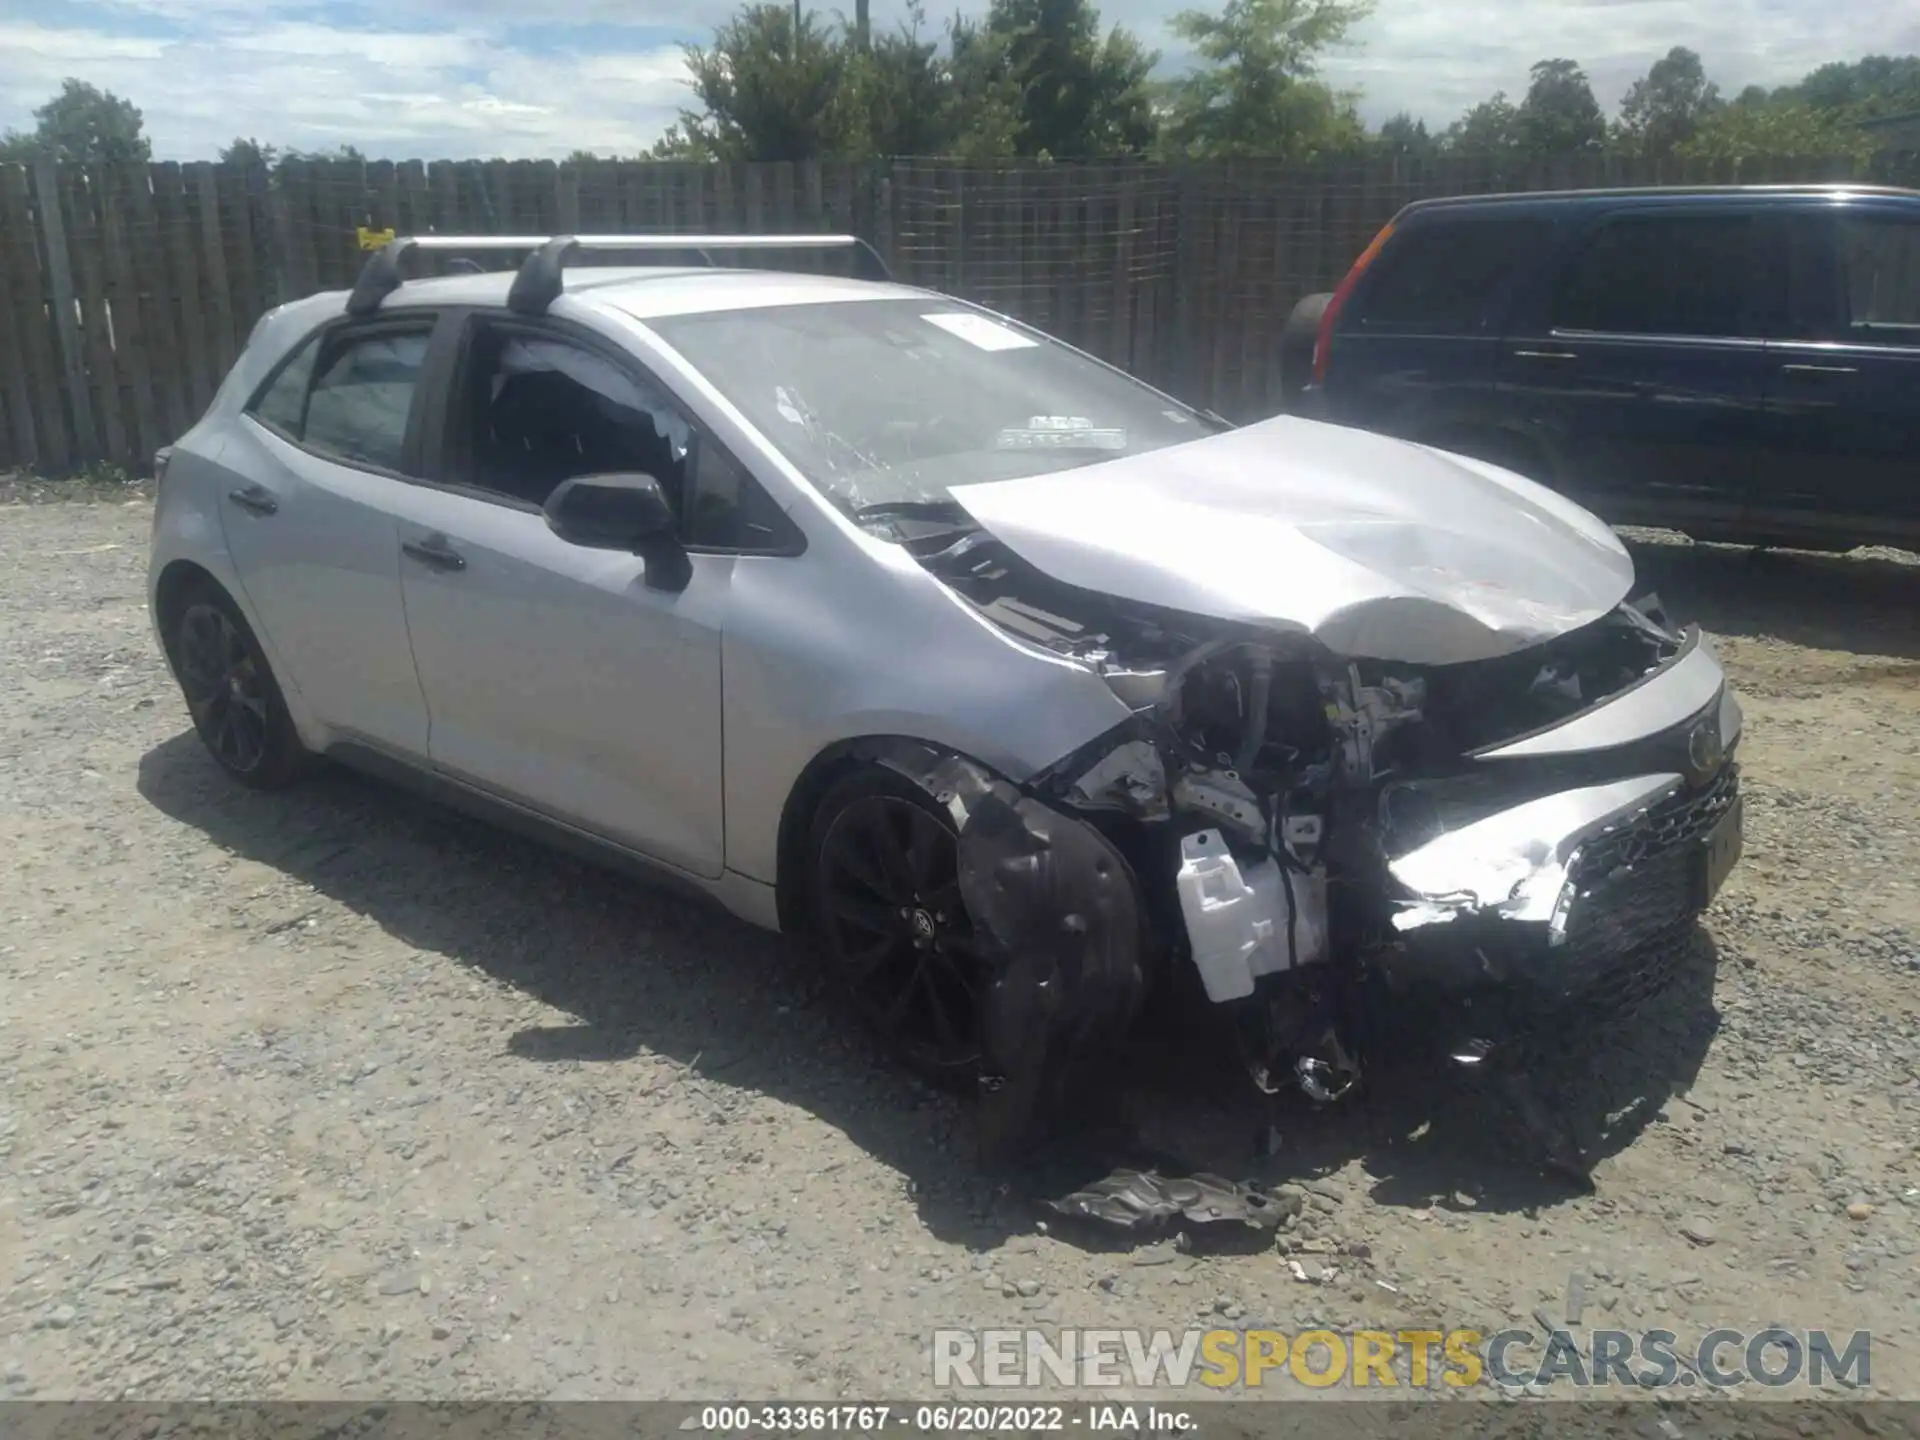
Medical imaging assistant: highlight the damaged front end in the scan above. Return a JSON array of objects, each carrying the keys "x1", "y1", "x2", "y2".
[{"x1": 888, "y1": 522, "x2": 1745, "y2": 1168}]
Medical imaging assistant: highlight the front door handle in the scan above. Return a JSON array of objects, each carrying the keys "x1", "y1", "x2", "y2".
[
  {"x1": 1779, "y1": 363, "x2": 1858, "y2": 377},
  {"x1": 1513, "y1": 349, "x2": 1579, "y2": 361},
  {"x1": 226, "y1": 484, "x2": 278, "y2": 516},
  {"x1": 401, "y1": 535, "x2": 467, "y2": 572}
]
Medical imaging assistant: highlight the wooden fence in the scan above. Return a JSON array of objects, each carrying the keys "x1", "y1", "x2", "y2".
[{"x1": 2, "y1": 150, "x2": 1918, "y2": 474}]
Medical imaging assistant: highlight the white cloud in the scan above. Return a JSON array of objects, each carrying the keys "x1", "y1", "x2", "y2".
[
  {"x1": 1306, "y1": 0, "x2": 1920, "y2": 125},
  {"x1": 0, "y1": 16, "x2": 692, "y2": 158},
  {"x1": 222, "y1": 22, "x2": 483, "y2": 69},
  {"x1": 0, "y1": 19, "x2": 167, "y2": 66},
  {"x1": 3, "y1": 0, "x2": 1917, "y2": 157}
]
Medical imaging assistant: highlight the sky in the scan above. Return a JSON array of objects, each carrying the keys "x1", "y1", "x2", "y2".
[{"x1": 1, "y1": 0, "x2": 1917, "y2": 161}]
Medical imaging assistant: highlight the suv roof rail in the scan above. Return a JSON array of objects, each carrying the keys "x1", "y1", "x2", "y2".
[
  {"x1": 346, "y1": 232, "x2": 893, "y2": 317},
  {"x1": 1402, "y1": 182, "x2": 1920, "y2": 212}
]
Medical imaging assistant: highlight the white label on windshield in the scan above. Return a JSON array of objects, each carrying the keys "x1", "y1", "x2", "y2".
[{"x1": 922, "y1": 312, "x2": 1037, "y2": 351}]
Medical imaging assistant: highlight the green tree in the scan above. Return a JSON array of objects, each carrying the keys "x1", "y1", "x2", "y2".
[
  {"x1": 1514, "y1": 58, "x2": 1604, "y2": 157},
  {"x1": 968, "y1": 0, "x2": 1159, "y2": 158},
  {"x1": 1676, "y1": 99, "x2": 1878, "y2": 163},
  {"x1": 0, "y1": 79, "x2": 151, "y2": 164},
  {"x1": 1786, "y1": 54, "x2": 1920, "y2": 120},
  {"x1": 220, "y1": 137, "x2": 280, "y2": 168},
  {"x1": 941, "y1": 14, "x2": 1027, "y2": 158},
  {"x1": 1614, "y1": 46, "x2": 1721, "y2": 158},
  {"x1": 1374, "y1": 111, "x2": 1436, "y2": 157},
  {"x1": 671, "y1": 4, "x2": 856, "y2": 161},
  {"x1": 1442, "y1": 92, "x2": 1522, "y2": 157},
  {"x1": 282, "y1": 144, "x2": 369, "y2": 164},
  {"x1": 841, "y1": 5, "x2": 964, "y2": 157},
  {"x1": 647, "y1": 123, "x2": 718, "y2": 161},
  {"x1": 1158, "y1": 0, "x2": 1371, "y2": 160}
]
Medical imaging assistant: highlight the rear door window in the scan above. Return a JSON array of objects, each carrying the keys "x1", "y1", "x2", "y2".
[
  {"x1": 1550, "y1": 214, "x2": 1758, "y2": 338},
  {"x1": 1354, "y1": 216, "x2": 1557, "y2": 331},
  {"x1": 246, "y1": 321, "x2": 434, "y2": 474},
  {"x1": 1839, "y1": 213, "x2": 1920, "y2": 341},
  {"x1": 249, "y1": 336, "x2": 320, "y2": 436},
  {"x1": 303, "y1": 329, "x2": 433, "y2": 472}
]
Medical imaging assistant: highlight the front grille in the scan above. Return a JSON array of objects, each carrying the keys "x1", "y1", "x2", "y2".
[
  {"x1": 1572, "y1": 761, "x2": 1739, "y2": 883},
  {"x1": 1567, "y1": 843, "x2": 1699, "y2": 955},
  {"x1": 1534, "y1": 761, "x2": 1740, "y2": 1022}
]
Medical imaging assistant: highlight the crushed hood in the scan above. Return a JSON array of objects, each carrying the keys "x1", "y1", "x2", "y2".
[{"x1": 947, "y1": 415, "x2": 1636, "y2": 664}]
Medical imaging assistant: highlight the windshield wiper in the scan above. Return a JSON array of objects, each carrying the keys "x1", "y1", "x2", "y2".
[
  {"x1": 850, "y1": 499, "x2": 978, "y2": 526},
  {"x1": 849, "y1": 499, "x2": 982, "y2": 544}
]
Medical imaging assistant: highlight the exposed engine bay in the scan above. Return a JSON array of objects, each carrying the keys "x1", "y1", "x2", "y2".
[{"x1": 877, "y1": 526, "x2": 1745, "y2": 1176}]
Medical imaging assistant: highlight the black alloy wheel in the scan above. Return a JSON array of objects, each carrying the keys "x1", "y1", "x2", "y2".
[
  {"x1": 170, "y1": 589, "x2": 306, "y2": 789},
  {"x1": 811, "y1": 774, "x2": 986, "y2": 1080}
]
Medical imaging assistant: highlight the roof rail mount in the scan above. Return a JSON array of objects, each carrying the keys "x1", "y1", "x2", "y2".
[{"x1": 345, "y1": 232, "x2": 893, "y2": 317}]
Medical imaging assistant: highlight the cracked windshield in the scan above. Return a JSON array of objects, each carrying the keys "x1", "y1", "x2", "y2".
[{"x1": 648, "y1": 299, "x2": 1221, "y2": 528}]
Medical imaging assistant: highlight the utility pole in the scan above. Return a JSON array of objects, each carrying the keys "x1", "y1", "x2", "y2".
[{"x1": 855, "y1": 0, "x2": 870, "y2": 48}]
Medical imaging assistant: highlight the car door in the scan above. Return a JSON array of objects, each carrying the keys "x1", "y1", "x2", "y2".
[
  {"x1": 1323, "y1": 209, "x2": 1560, "y2": 446},
  {"x1": 1496, "y1": 208, "x2": 1773, "y2": 532},
  {"x1": 1753, "y1": 203, "x2": 1920, "y2": 544},
  {"x1": 384, "y1": 314, "x2": 787, "y2": 880},
  {"x1": 215, "y1": 315, "x2": 438, "y2": 755}
]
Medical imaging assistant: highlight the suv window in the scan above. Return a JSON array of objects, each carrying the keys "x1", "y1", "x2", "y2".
[
  {"x1": 247, "y1": 322, "x2": 432, "y2": 473},
  {"x1": 1356, "y1": 216, "x2": 1557, "y2": 330},
  {"x1": 1840, "y1": 214, "x2": 1920, "y2": 339},
  {"x1": 1551, "y1": 214, "x2": 1756, "y2": 338},
  {"x1": 451, "y1": 321, "x2": 797, "y2": 552}
]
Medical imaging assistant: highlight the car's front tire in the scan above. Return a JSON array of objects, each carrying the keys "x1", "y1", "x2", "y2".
[
  {"x1": 167, "y1": 583, "x2": 309, "y2": 790},
  {"x1": 805, "y1": 766, "x2": 986, "y2": 1088}
]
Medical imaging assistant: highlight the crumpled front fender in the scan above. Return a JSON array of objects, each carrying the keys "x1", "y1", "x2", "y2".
[{"x1": 876, "y1": 746, "x2": 1146, "y2": 1162}]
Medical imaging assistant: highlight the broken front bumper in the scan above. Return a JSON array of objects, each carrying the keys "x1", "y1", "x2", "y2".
[
  {"x1": 1377, "y1": 636, "x2": 1745, "y2": 1036},
  {"x1": 1381, "y1": 762, "x2": 1741, "y2": 1015}
]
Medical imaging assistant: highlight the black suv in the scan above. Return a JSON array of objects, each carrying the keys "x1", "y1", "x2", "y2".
[{"x1": 1287, "y1": 185, "x2": 1920, "y2": 550}]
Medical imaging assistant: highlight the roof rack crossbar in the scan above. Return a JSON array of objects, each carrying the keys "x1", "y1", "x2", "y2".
[
  {"x1": 347, "y1": 235, "x2": 557, "y2": 315},
  {"x1": 346, "y1": 232, "x2": 892, "y2": 316},
  {"x1": 506, "y1": 233, "x2": 892, "y2": 313}
]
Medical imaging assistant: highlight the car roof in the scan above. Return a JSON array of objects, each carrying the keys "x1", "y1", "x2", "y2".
[
  {"x1": 1398, "y1": 183, "x2": 1920, "y2": 220},
  {"x1": 373, "y1": 264, "x2": 931, "y2": 321}
]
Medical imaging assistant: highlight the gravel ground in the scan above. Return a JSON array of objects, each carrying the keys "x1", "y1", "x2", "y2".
[{"x1": 2, "y1": 492, "x2": 1918, "y2": 1408}]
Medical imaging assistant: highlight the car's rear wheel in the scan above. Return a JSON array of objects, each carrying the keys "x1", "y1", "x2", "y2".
[
  {"x1": 807, "y1": 768, "x2": 986, "y2": 1085},
  {"x1": 169, "y1": 585, "x2": 308, "y2": 790}
]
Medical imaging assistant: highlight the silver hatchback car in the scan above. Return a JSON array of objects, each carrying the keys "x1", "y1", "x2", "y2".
[{"x1": 150, "y1": 234, "x2": 1744, "y2": 1166}]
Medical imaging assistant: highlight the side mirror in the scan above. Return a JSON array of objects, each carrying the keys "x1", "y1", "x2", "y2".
[{"x1": 543, "y1": 472, "x2": 691, "y2": 591}]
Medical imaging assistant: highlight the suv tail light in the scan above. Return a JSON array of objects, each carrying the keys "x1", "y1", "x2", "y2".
[
  {"x1": 154, "y1": 446, "x2": 173, "y2": 491},
  {"x1": 1312, "y1": 220, "x2": 1396, "y2": 387}
]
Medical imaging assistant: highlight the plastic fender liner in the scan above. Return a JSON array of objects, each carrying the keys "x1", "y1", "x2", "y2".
[{"x1": 874, "y1": 745, "x2": 1148, "y2": 1164}]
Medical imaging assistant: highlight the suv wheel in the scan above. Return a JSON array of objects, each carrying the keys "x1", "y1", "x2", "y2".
[
  {"x1": 169, "y1": 585, "x2": 309, "y2": 790},
  {"x1": 1278, "y1": 293, "x2": 1332, "y2": 409}
]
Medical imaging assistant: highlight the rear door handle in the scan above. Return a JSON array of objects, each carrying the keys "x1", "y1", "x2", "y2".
[
  {"x1": 401, "y1": 535, "x2": 467, "y2": 572},
  {"x1": 1779, "y1": 363, "x2": 1858, "y2": 376},
  {"x1": 1512, "y1": 349, "x2": 1579, "y2": 361},
  {"x1": 226, "y1": 484, "x2": 278, "y2": 516}
]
